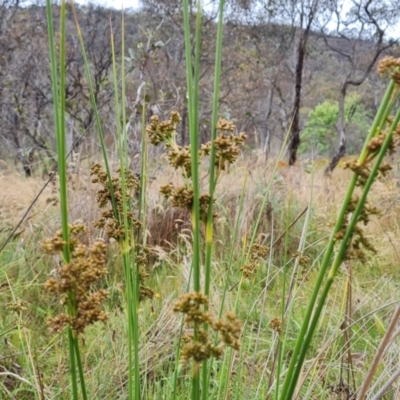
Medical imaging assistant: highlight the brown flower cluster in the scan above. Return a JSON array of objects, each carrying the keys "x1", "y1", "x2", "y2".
[
  {"x1": 334, "y1": 196, "x2": 379, "y2": 262},
  {"x1": 270, "y1": 317, "x2": 282, "y2": 335},
  {"x1": 292, "y1": 251, "x2": 311, "y2": 282},
  {"x1": 168, "y1": 145, "x2": 192, "y2": 178},
  {"x1": 174, "y1": 292, "x2": 242, "y2": 364},
  {"x1": 90, "y1": 163, "x2": 141, "y2": 240},
  {"x1": 159, "y1": 184, "x2": 215, "y2": 221},
  {"x1": 343, "y1": 117, "x2": 400, "y2": 186},
  {"x1": 146, "y1": 111, "x2": 181, "y2": 146},
  {"x1": 160, "y1": 184, "x2": 194, "y2": 209},
  {"x1": 199, "y1": 121, "x2": 247, "y2": 172},
  {"x1": 136, "y1": 244, "x2": 155, "y2": 302},
  {"x1": 43, "y1": 224, "x2": 109, "y2": 335},
  {"x1": 377, "y1": 56, "x2": 400, "y2": 84},
  {"x1": 240, "y1": 243, "x2": 269, "y2": 277},
  {"x1": 147, "y1": 112, "x2": 246, "y2": 223}
]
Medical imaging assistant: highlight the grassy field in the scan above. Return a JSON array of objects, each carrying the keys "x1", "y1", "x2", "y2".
[{"x1": 1, "y1": 154, "x2": 400, "y2": 399}]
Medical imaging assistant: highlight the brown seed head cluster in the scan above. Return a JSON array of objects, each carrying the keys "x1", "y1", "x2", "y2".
[
  {"x1": 90, "y1": 163, "x2": 141, "y2": 240},
  {"x1": 377, "y1": 56, "x2": 400, "y2": 84},
  {"x1": 147, "y1": 112, "x2": 246, "y2": 223},
  {"x1": 136, "y1": 244, "x2": 155, "y2": 301},
  {"x1": 174, "y1": 292, "x2": 242, "y2": 364},
  {"x1": 339, "y1": 108, "x2": 400, "y2": 262},
  {"x1": 212, "y1": 120, "x2": 247, "y2": 171},
  {"x1": 7, "y1": 300, "x2": 27, "y2": 313},
  {"x1": 270, "y1": 317, "x2": 282, "y2": 335},
  {"x1": 43, "y1": 224, "x2": 109, "y2": 335},
  {"x1": 240, "y1": 243, "x2": 269, "y2": 277},
  {"x1": 159, "y1": 184, "x2": 215, "y2": 221},
  {"x1": 146, "y1": 111, "x2": 181, "y2": 146},
  {"x1": 333, "y1": 195, "x2": 379, "y2": 262},
  {"x1": 343, "y1": 117, "x2": 400, "y2": 186},
  {"x1": 292, "y1": 251, "x2": 311, "y2": 282},
  {"x1": 168, "y1": 145, "x2": 192, "y2": 177},
  {"x1": 199, "y1": 129, "x2": 247, "y2": 172}
]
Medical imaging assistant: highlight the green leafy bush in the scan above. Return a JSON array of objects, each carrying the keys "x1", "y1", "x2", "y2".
[{"x1": 300, "y1": 94, "x2": 371, "y2": 156}]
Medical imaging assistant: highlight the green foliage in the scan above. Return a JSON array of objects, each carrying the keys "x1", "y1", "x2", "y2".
[{"x1": 300, "y1": 94, "x2": 371, "y2": 156}]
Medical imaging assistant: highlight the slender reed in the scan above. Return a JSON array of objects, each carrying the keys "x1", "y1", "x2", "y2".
[
  {"x1": 182, "y1": 2, "x2": 202, "y2": 399},
  {"x1": 279, "y1": 63, "x2": 400, "y2": 400},
  {"x1": 45, "y1": 1, "x2": 86, "y2": 398}
]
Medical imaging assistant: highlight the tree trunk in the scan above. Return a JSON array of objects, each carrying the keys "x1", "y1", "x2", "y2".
[
  {"x1": 288, "y1": 25, "x2": 310, "y2": 166},
  {"x1": 263, "y1": 87, "x2": 274, "y2": 160}
]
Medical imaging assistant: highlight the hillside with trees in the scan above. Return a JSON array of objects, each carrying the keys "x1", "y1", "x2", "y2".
[{"x1": 0, "y1": 0, "x2": 399, "y2": 175}]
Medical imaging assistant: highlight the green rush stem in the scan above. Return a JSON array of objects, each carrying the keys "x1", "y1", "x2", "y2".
[
  {"x1": 138, "y1": 100, "x2": 148, "y2": 245},
  {"x1": 69, "y1": 1, "x2": 118, "y2": 221},
  {"x1": 45, "y1": 0, "x2": 70, "y2": 262},
  {"x1": 46, "y1": 1, "x2": 80, "y2": 397},
  {"x1": 202, "y1": 0, "x2": 225, "y2": 397},
  {"x1": 204, "y1": 0, "x2": 225, "y2": 298},
  {"x1": 286, "y1": 100, "x2": 400, "y2": 400},
  {"x1": 190, "y1": 0, "x2": 202, "y2": 294},
  {"x1": 67, "y1": 328, "x2": 79, "y2": 399},
  {"x1": 280, "y1": 83, "x2": 400, "y2": 400},
  {"x1": 74, "y1": 336, "x2": 88, "y2": 400},
  {"x1": 111, "y1": 16, "x2": 140, "y2": 400},
  {"x1": 172, "y1": 263, "x2": 194, "y2": 400},
  {"x1": 274, "y1": 195, "x2": 292, "y2": 400},
  {"x1": 182, "y1": 0, "x2": 201, "y2": 397},
  {"x1": 122, "y1": 14, "x2": 141, "y2": 400},
  {"x1": 58, "y1": 0, "x2": 68, "y2": 260},
  {"x1": 122, "y1": 253, "x2": 135, "y2": 399}
]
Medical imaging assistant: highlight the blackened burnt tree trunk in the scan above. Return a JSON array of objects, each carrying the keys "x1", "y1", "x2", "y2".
[{"x1": 288, "y1": 0, "x2": 318, "y2": 165}]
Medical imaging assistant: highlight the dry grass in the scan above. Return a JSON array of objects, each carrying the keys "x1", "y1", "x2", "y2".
[
  {"x1": 2, "y1": 153, "x2": 400, "y2": 266},
  {"x1": 0, "y1": 171, "x2": 54, "y2": 231},
  {"x1": 2, "y1": 154, "x2": 400, "y2": 398}
]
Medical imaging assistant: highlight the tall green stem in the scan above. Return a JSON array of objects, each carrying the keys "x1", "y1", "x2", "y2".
[
  {"x1": 183, "y1": 1, "x2": 202, "y2": 399},
  {"x1": 279, "y1": 77, "x2": 400, "y2": 400}
]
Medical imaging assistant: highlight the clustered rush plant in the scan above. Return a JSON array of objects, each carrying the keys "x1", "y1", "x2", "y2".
[
  {"x1": 90, "y1": 163, "x2": 155, "y2": 303},
  {"x1": 43, "y1": 224, "x2": 108, "y2": 335},
  {"x1": 44, "y1": 0, "x2": 91, "y2": 397},
  {"x1": 147, "y1": 112, "x2": 246, "y2": 223},
  {"x1": 278, "y1": 56, "x2": 400, "y2": 400},
  {"x1": 147, "y1": 107, "x2": 246, "y2": 398}
]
